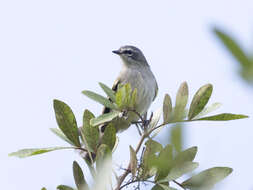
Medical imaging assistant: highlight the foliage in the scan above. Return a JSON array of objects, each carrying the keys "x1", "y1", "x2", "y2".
[
  {"x1": 9, "y1": 82, "x2": 248, "y2": 190},
  {"x1": 213, "y1": 27, "x2": 253, "y2": 84}
]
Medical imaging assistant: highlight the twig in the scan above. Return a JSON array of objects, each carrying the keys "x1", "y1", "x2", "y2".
[{"x1": 173, "y1": 180, "x2": 186, "y2": 190}]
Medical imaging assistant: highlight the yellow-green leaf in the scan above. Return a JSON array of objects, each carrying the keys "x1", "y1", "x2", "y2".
[
  {"x1": 129, "y1": 146, "x2": 137, "y2": 176},
  {"x1": 163, "y1": 94, "x2": 172, "y2": 123},
  {"x1": 195, "y1": 113, "x2": 248, "y2": 121}
]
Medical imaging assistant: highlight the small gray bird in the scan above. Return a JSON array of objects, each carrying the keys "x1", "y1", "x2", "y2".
[{"x1": 102, "y1": 45, "x2": 158, "y2": 132}]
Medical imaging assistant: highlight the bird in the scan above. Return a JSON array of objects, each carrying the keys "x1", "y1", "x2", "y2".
[{"x1": 101, "y1": 45, "x2": 158, "y2": 133}]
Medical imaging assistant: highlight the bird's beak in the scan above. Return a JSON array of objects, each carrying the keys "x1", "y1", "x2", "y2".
[{"x1": 112, "y1": 50, "x2": 121, "y2": 55}]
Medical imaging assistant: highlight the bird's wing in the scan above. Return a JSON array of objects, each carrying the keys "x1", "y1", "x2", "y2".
[{"x1": 102, "y1": 78, "x2": 121, "y2": 114}]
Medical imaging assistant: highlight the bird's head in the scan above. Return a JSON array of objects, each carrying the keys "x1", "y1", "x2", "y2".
[{"x1": 113, "y1": 45, "x2": 149, "y2": 67}]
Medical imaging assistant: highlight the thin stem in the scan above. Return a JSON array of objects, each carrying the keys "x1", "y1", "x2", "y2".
[
  {"x1": 119, "y1": 179, "x2": 155, "y2": 190},
  {"x1": 173, "y1": 180, "x2": 186, "y2": 190}
]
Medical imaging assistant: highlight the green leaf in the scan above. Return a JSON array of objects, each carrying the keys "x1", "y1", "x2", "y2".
[
  {"x1": 195, "y1": 113, "x2": 249, "y2": 121},
  {"x1": 174, "y1": 82, "x2": 188, "y2": 120},
  {"x1": 182, "y1": 167, "x2": 233, "y2": 189},
  {"x1": 53, "y1": 99, "x2": 81, "y2": 147},
  {"x1": 50, "y1": 128, "x2": 75, "y2": 146},
  {"x1": 101, "y1": 123, "x2": 116, "y2": 150},
  {"x1": 170, "y1": 124, "x2": 182, "y2": 153},
  {"x1": 130, "y1": 88, "x2": 138, "y2": 108},
  {"x1": 193, "y1": 102, "x2": 222, "y2": 119},
  {"x1": 9, "y1": 147, "x2": 71, "y2": 158},
  {"x1": 155, "y1": 145, "x2": 173, "y2": 181},
  {"x1": 82, "y1": 90, "x2": 117, "y2": 110},
  {"x1": 163, "y1": 94, "x2": 173, "y2": 123},
  {"x1": 141, "y1": 140, "x2": 163, "y2": 179},
  {"x1": 41, "y1": 188, "x2": 47, "y2": 190},
  {"x1": 81, "y1": 110, "x2": 99, "y2": 152},
  {"x1": 145, "y1": 139, "x2": 163, "y2": 154},
  {"x1": 115, "y1": 83, "x2": 132, "y2": 109},
  {"x1": 90, "y1": 111, "x2": 120, "y2": 126},
  {"x1": 213, "y1": 28, "x2": 251, "y2": 68},
  {"x1": 129, "y1": 146, "x2": 137, "y2": 176},
  {"x1": 57, "y1": 185, "x2": 75, "y2": 190},
  {"x1": 188, "y1": 84, "x2": 213, "y2": 120},
  {"x1": 73, "y1": 161, "x2": 88, "y2": 190},
  {"x1": 166, "y1": 161, "x2": 199, "y2": 181},
  {"x1": 173, "y1": 146, "x2": 198, "y2": 166},
  {"x1": 96, "y1": 144, "x2": 112, "y2": 170},
  {"x1": 99, "y1": 82, "x2": 116, "y2": 102}
]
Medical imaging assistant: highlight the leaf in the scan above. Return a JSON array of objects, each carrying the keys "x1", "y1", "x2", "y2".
[
  {"x1": 129, "y1": 146, "x2": 137, "y2": 176},
  {"x1": 9, "y1": 147, "x2": 71, "y2": 158},
  {"x1": 82, "y1": 90, "x2": 117, "y2": 110},
  {"x1": 115, "y1": 83, "x2": 132, "y2": 109},
  {"x1": 129, "y1": 88, "x2": 137, "y2": 108},
  {"x1": 73, "y1": 161, "x2": 88, "y2": 190},
  {"x1": 152, "y1": 184, "x2": 177, "y2": 190},
  {"x1": 188, "y1": 84, "x2": 213, "y2": 120},
  {"x1": 90, "y1": 111, "x2": 120, "y2": 126},
  {"x1": 213, "y1": 28, "x2": 251, "y2": 68},
  {"x1": 149, "y1": 107, "x2": 162, "y2": 130},
  {"x1": 155, "y1": 145, "x2": 173, "y2": 181},
  {"x1": 50, "y1": 128, "x2": 75, "y2": 146},
  {"x1": 141, "y1": 140, "x2": 163, "y2": 179},
  {"x1": 145, "y1": 139, "x2": 163, "y2": 154},
  {"x1": 193, "y1": 102, "x2": 222, "y2": 119},
  {"x1": 99, "y1": 82, "x2": 116, "y2": 102},
  {"x1": 41, "y1": 188, "x2": 47, "y2": 190},
  {"x1": 166, "y1": 161, "x2": 199, "y2": 181},
  {"x1": 195, "y1": 113, "x2": 249, "y2": 121},
  {"x1": 173, "y1": 146, "x2": 198, "y2": 166},
  {"x1": 112, "y1": 136, "x2": 119, "y2": 153},
  {"x1": 81, "y1": 109, "x2": 99, "y2": 152},
  {"x1": 53, "y1": 99, "x2": 81, "y2": 147},
  {"x1": 101, "y1": 123, "x2": 116, "y2": 150},
  {"x1": 182, "y1": 167, "x2": 233, "y2": 189},
  {"x1": 174, "y1": 82, "x2": 188, "y2": 120},
  {"x1": 57, "y1": 185, "x2": 75, "y2": 190},
  {"x1": 170, "y1": 124, "x2": 182, "y2": 153},
  {"x1": 96, "y1": 144, "x2": 112, "y2": 170},
  {"x1": 163, "y1": 94, "x2": 173, "y2": 123}
]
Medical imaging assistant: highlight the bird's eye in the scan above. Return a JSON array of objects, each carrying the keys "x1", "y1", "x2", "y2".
[{"x1": 123, "y1": 50, "x2": 133, "y2": 56}]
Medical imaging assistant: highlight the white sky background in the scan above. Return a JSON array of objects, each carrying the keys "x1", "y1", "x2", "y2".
[{"x1": 1, "y1": 0, "x2": 253, "y2": 189}]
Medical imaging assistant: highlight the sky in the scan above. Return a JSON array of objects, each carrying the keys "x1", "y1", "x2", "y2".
[{"x1": 1, "y1": 0, "x2": 253, "y2": 190}]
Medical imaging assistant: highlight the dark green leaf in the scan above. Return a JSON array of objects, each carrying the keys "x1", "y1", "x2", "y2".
[
  {"x1": 50, "y1": 128, "x2": 75, "y2": 146},
  {"x1": 188, "y1": 84, "x2": 213, "y2": 120},
  {"x1": 170, "y1": 124, "x2": 182, "y2": 153},
  {"x1": 57, "y1": 185, "x2": 75, "y2": 190},
  {"x1": 96, "y1": 144, "x2": 112, "y2": 170},
  {"x1": 9, "y1": 147, "x2": 71, "y2": 158},
  {"x1": 101, "y1": 123, "x2": 116, "y2": 150},
  {"x1": 166, "y1": 161, "x2": 199, "y2": 181},
  {"x1": 155, "y1": 145, "x2": 173, "y2": 181},
  {"x1": 213, "y1": 28, "x2": 251, "y2": 68},
  {"x1": 53, "y1": 99, "x2": 81, "y2": 147},
  {"x1": 90, "y1": 111, "x2": 120, "y2": 126},
  {"x1": 182, "y1": 167, "x2": 233, "y2": 189},
  {"x1": 195, "y1": 113, "x2": 249, "y2": 121},
  {"x1": 81, "y1": 109, "x2": 99, "y2": 152},
  {"x1": 73, "y1": 161, "x2": 88, "y2": 190},
  {"x1": 129, "y1": 146, "x2": 137, "y2": 176},
  {"x1": 173, "y1": 146, "x2": 197, "y2": 166},
  {"x1": 163, "y1": 94, "x2": 173, "y2": 123},
  {"x1": 82, "y1": 90, "x2": 117, "y2": 110},
  {"x1": 99, "y1": 82, "x2": 116, "y2": 102}
]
